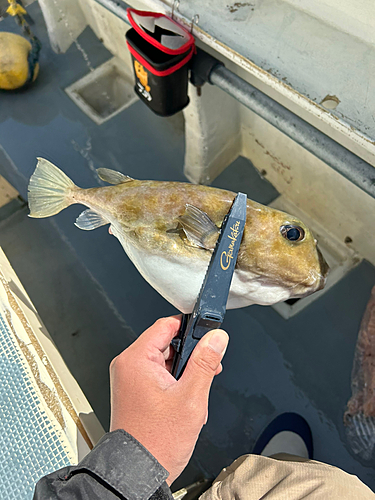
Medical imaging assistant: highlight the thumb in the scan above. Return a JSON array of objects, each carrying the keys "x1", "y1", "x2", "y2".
[{"x1": 180, "y1": 329, "x2": 229, "y2": 395}]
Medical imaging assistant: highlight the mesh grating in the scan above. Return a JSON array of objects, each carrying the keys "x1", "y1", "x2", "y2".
[{"x1": 0, "y1": 313, "x2": 71, "y2": 499}]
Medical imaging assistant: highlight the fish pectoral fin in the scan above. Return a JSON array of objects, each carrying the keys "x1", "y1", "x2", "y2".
[
  {"x1": 97, "y1": 168, "x2": 134, "y2": 185},
  {"x1": 75, "y1": 209, "x2": 109, "y2": 231},
  {"x1": 178, "y1": 204, "x2": 219, "y2": 250}
]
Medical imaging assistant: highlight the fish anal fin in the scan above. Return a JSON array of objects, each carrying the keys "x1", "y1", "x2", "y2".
[
  {"x1": 178, "y1": 204, "x2": 219, "y2": 250},
  {"x1": 75, "y1": 209, "x2": 109, "y2": 231},
  {"x1": 97, "y1": 168, "x2": 134, "y2": 185}
]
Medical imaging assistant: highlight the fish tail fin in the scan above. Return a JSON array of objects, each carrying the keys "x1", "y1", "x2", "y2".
[{"x1": 28, "y1": 158, "x2": 77, "y2": 218}]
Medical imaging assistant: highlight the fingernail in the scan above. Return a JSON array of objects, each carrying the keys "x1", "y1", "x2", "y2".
[{"x1": 208, "y1": 330, "x2": 229, "y2": 355}]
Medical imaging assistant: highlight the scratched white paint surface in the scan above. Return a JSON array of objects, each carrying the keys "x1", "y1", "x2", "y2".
[{"x1": 283, "y1": 0, "x2": 375, "y2": 46}]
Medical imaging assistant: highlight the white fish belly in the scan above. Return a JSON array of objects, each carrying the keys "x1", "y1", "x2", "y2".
[
  {"x1": 113, "y1": 228, "x2": 292, "y2": 313},
  {"x1": 114, "y1": 228, "x2": 207, "y2": 313}
]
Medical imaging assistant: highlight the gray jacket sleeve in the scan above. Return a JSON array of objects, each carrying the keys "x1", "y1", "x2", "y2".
[{"x1": 33, "y1": 429, "x2": 174, "y2": 500}]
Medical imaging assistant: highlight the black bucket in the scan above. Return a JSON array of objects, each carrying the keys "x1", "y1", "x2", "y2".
[{"x1": 126, "y1": 9, "x2": 195, "y2": 116}]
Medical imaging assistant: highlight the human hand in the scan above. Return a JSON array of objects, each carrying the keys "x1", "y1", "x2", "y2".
[{"x1": 110, "y1": 316, "x2": 229, "y2": 485}]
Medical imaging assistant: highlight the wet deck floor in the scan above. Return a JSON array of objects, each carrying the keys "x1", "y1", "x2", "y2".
[{"x1": 1, "y1": 3, "x2": 374, "y2": 492}]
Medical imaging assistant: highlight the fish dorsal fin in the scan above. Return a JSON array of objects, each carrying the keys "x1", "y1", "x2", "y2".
[
  {"x1": 178, "y1": 204, "x2": 219, "y2": 250},
  {"x1": 97, "y1": 168, "x2": 134, "y2": 185},
  {"x1": 75, "y1": 209, "x2": 109, "y2": 231}
]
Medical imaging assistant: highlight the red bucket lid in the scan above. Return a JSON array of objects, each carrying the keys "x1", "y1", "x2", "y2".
[{"x1": 127, "y1": 8, "x2": 195, "y2": 55}]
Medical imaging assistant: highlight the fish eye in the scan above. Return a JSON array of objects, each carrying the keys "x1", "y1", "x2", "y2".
[{"x1": 280, "y1": 224, "x2": 305, "y2": 242}]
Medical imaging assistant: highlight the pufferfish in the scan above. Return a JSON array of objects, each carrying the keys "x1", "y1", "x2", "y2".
[{"x1": 28, "y1": 158, "x2": 329, "y2": 313}]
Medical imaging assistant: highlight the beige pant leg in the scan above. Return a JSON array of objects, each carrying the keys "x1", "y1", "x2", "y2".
[{"x1": 199, "y1": 454, "x2": 374, "y2": 500}]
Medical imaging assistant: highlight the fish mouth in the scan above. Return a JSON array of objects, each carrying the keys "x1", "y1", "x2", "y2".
[
  {"x1": 288, "y1": 247, "x2": 329, "y2": 299},
  {"x1": 316, "y1": 247, "x2": 329, "y2": 291}
]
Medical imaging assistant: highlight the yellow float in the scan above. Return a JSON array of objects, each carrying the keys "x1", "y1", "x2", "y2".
[
  {"x1": 0, "y1": 0, "x2": 41, "y2": 90},
  {"x1": 0, "y1": 32, "x2": 39, "y2": 90}
]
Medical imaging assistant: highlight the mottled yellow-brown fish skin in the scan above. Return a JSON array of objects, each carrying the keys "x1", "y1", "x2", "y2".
[{"x1": 72, "y1": 179, "x2": 327, "y2": 297}]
